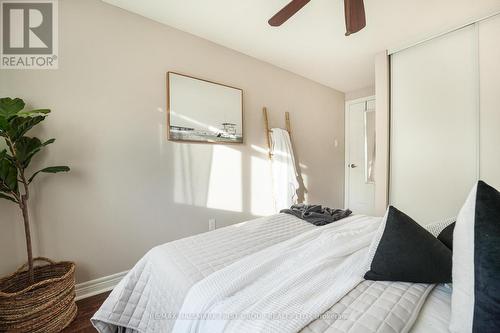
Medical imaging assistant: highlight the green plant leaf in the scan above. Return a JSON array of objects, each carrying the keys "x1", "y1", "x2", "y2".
[
  {"x1": 0, "y1": 176, "x2": 12, "y2": 189},
  {"x1": 0, "y1": 98, "x2": 25, "y2": 118},
  {"x1": 7, "y1": 116, "x2": 45, "y2": 142},
  {"x1": 0, "y1": 158, "x2": 18, "y2": 192},
  {"x1": 17, "y1": 109, "x2": 50, "y2": 117},
  {"x1": 0, "y1": 183, "x2": 11, "y2": 192},
  {"x1": 42, "y1": 138, "x2": 55, "y2": 146},
  {"x1": 0, "y1": 117, "x2": 9, "y2": 133},
  {"x1": 14, "y1": 137, "x2": 43, "y2": 168},
  {"x1": 28, "y1": 165, "x2": 70, "y2": 183},
  {"x1": 0, "y1": 192, "x2": 17, "y2": 203}
]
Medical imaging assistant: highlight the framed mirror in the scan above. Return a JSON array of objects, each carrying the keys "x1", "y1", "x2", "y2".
[{"x1": 167, "y1": 72, "x2": 243, "y2": 144}]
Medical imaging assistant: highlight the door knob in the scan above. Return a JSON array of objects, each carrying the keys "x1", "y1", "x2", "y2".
[{"x1": 349, "y1": 164, "x2": 358, "y2": 168}]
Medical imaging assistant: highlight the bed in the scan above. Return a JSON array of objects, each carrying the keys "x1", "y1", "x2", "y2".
[{"x1": 92, "y1": 213, "x2": 452, "y2": 333}]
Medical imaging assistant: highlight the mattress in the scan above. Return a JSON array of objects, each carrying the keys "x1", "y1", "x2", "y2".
[{"x1": 93, "y1": 214, "x2": 452, "y2": 333}]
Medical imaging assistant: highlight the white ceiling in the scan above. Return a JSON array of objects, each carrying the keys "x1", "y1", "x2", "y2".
[{"x1": 102, "y1": 0, "x2": 500, "y2": 92}]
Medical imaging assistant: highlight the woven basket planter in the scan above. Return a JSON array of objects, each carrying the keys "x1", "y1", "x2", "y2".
[{"x1": 0, "y1": 257, "x2": 77, "y2": 333}]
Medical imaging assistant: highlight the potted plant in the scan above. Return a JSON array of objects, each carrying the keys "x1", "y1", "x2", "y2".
[{"x1": 0, "y1": 97, "x2": 75, "y2": 333}]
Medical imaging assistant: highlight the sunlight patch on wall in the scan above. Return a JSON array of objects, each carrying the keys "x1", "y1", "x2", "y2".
[
  {"x1": 206, "y1": 146, "x2": 242, "y2": 212},
  {"x1": 250, "y1": 144, "x2": 269, "y2": 155},
  {"x1": 173, "y1": 144, "x2": 211, "y2": 207},
  {"x1": 250, "y1": 155, "x2": 274, "y2": 216}
]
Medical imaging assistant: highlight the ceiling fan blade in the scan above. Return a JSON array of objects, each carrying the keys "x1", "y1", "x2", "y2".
[
  {"x1": 344, "y1": 0, "x2": 366, "y2": 36},
  {"x1": 268, "y1": 0, "x2": 311, "y2": 27}
]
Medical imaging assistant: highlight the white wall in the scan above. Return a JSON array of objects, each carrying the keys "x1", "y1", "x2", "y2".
[
  {"x1": 345, "y1": 86, "x2": 375, "y2": 101},
  {"x1": 0, "y1": 0, "x2": 345, "y2": 283},
  {"x1": 479, "y1": 14, "x2": 500, "y2": 189}
]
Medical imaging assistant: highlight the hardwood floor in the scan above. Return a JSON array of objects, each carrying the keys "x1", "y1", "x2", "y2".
[{"x1": 62, "y1": 292, "x2": 110, "y2": 333}]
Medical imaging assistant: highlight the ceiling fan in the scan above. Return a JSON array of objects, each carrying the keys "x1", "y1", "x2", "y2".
[{"x1": 268, "y1": 0, "x2": 366, "y2": 36}]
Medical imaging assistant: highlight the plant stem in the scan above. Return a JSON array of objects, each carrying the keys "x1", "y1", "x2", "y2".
[
  {"x1": 5, "y1": 137, "x2": 29, "y2": 199},
  {"x1": 20, "y1": 194, "x2": 34, "y2": 284},
  {"x1": 5, "y1": 135, "x2": 34, "y2": 283}
]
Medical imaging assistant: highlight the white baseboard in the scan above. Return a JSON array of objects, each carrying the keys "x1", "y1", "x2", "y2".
[{"x1": 75, "y1": 270, "x2": 128, "y2": 301}]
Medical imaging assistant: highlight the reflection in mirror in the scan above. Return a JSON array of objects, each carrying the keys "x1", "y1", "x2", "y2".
[{"x1": 364, "y1": 110, "x2": 376, "y2": 183}]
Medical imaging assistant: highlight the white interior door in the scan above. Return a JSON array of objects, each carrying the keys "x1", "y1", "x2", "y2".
[{"x1": 345, "y1": 98, "x2": 375, "y2": 215}]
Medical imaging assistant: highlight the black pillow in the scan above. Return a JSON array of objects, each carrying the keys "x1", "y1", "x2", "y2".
[
  {"x1": 450, "y1": 181, "x2": 500, "y2": 332},
  {"x1": 437, "y1": 222, "x2": 455, "y2": 250},
  {"x1": 364, "y1": 206, "x2": 452, "y2": 283}
]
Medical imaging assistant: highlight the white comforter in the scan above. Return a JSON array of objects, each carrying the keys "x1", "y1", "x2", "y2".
[
  {"x1": 173, "y1": 216, "x2": 379, "y2": 333},
  {"x1": 92, "y1": 214, "x2": 439, "y2": 333},
  {"x1": 92, "y1": 214, "x2": 319, "y2": 333}
]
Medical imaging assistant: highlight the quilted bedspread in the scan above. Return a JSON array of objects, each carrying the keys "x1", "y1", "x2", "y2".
[
  {"x1": 92, "y1": 214, "x2": 317, "y2": 332},
  {"x1": 92, "y1": 214, "x2": 434, "y2": 333},
  {"x1": 301, "y1": 281, "x2": 434, "y2": 333}
]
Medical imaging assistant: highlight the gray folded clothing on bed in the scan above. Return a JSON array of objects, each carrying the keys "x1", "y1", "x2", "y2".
[{"x1": 281, "y1": 204, "x2": 352, "y2": 226}]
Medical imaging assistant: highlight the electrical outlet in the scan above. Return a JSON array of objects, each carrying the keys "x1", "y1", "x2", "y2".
[{"x1": 208, "y1": 218, "x2": 216, "y2": 231}]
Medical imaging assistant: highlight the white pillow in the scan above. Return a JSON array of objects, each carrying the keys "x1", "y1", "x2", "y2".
[{"x1": 424, "y1": 217, "x2": 456, "y2": 237}]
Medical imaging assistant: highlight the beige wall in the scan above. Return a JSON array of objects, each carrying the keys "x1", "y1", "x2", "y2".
[
  {"x1": 0, "y1": 0, "x2": 345, "y2": 283},
  {"x1": 345, "y1": 86, "x2": 375, "y2": 101}
]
